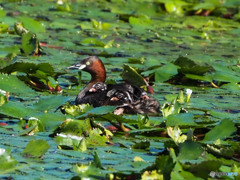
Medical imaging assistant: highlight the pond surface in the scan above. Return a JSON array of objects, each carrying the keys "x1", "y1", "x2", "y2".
[{"x1": 0, "y1": 0, "x2": 240, "y2": 179}]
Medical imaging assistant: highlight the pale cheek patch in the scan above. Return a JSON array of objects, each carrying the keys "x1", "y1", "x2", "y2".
[{"x1": 79, "y1": 64, "x2": 86, "y2": 69}]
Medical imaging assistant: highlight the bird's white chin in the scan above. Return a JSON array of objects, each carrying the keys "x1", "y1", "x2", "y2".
[
  {"x1": 78, "y1": 64, "x2": 86, "y2": 69},
  {"x1": 68, "y1": 64, "x2": 86, "y2": 70}
]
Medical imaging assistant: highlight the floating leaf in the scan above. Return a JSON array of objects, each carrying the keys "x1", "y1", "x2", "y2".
[
  {"x1": 142, "y1": 170, "x2": 163, "y2": 180},
  {"x1": 171, "y1": 162, "x2": 201, "y2": 180},
  {"x1": 91, "y1": 19, "x2": 111, "y2": 30},
  {"x1": 32, "y1": 95, "x2": 70, "y2": 111},
  {"x1": 63, "y1": 104, "x2": 93, "y2": 116},
  {"x1": 0, "y1": 53, "x2": 18, "y2": 69},
  {"x1": 212, "y1": 71, "x2": 240, "y2": 83},
  {"x1": 83, "y1": 106, "x2": 116, "y2": 116},
  {"x1": 165, "y1": 1, "x2": 187, "y2": 15},
  {"x1": 155, "y1": 63, "x2": 178, "y2": 82},
  {"x1": 0, "y1": 23, "x2": 8, "y2": 33},
  {"x1": 92, "y1": 151, "x2": 103, "y2": 169},
  {"x1": 166, "y1": 113, "x2": 196, "y2": 127},
  {"x1": 203, "y1": 119, "x2": 236, "y2": 142},
  {"x1": 18, "y1": 17, "x2": 45, "y2": 33},
  {"x1": 129, "y1": 15, "x2": 152, "y2": 26},
  {"x1": 73, "y1": 138, "x2": 87, "y2": 152},
  {"x1": 0, "y1": 90, "x2": 8, "y2": 106},
  {"x1": 0, "y1": 73, "x2": 34, "y2": 94},
  {"x1": 155, "y1": 155, "x2": 175, "y2": 180},
  {"x1": 0, "y1": 101, "x2": 33, "y2": 118},
  {"x1": 0, "y1": 8, "x2": 6, "y2": 20},
  {"x1": 86, "y1": 128, "x2": 108, "y2": 147},
  {"x1": 122, "y1": 64, "x2": 146, "y2": 86},
  {"x1": 22, "y1": 139, "x2": 50, "y2": 158},
  {"x1": 174, "y1": 56, "x2": 213, "y2": 75},
  {"x1": 21, "y1": 32, "x2": 41, "y2": 55},
  {"x1": 0, "y1": 148, "x2": 18, "y2": 174},
  {"x1": 132, "y1": 140, "x2": 150, "y2": 150},
  {"x1": 188, "y1": 160, "x2": 222, "y2": 179},
  {"x1": 81, "y1": 38, "x2": 105, "y2": 47},
  {"x1": 50, "y1": 118, "x2": 92, "y2": 138},
  {"x1": 178, "y1": 141, "x2": 203, "y2": 160}
]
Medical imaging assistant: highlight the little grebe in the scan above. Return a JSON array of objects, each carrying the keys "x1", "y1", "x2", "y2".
[{"x1": 68, "y1": 56, "x2": 160, "y2": 115}]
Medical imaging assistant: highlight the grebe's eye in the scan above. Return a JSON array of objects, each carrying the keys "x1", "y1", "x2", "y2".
[{"x1": 86, "y1": 61, "x2": 90, "y2": 66}]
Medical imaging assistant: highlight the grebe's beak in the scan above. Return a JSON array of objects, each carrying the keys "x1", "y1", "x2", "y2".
[{"x1": 68, "y1": 63, "x2": 86, "y2": 70}]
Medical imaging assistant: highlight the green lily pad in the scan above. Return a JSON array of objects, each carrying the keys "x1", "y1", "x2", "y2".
[
  {"x1": 203, "y1": 119, "x2": 236, "y2": 142},
  {"x1": 21, "y1": 32, "x2": 39, "y2": 55},
  {"x1": 0, "y1": 101, "x2": 33, "y2": 118},
  {"x1": 0, "y1": 148, "x2": 18, "y2": 174},
  {"x1": 122, "y1": 64, "x2": 146, "y2": 87},
  {"x1": 18, "y1": 17, "x2": 45, "y2": 33},
  {"x1": 178, "y1": 141, "x2": 204, "y2": 161},
  {"x1": 32, "y1": 95, "x2": 70, "y2": 111},
  {"x1": 166, "y1": 113, "x2": 196, "y2": 127},
  {"x1": 129, "y1": 15, "x2": 152, "y2": 27},
  {"x1": 0, "y1": 8, "x2": 6, "y2": 20},
  {"x1": 155, "y1": 63, "x2": 178, "y2": 82},
  {"x1": 174, "y1": 56, "x2": 213, "y2": 75},
  {"x1": 22, "y1": 139, "x2": 50, "y2": 158},
  {"x1": 0, "y1": 73, "x2": 34, "y2": 94},
  {"x1": 1, "y1": 62, "x2": 55, "y2": 75}
]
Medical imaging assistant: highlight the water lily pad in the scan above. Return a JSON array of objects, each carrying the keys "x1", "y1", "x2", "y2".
[
  {"x1": 0, "y1": 73, "x2": 34, "y2": 94},
  {"x1": 32, "y1": 95, "x2": 70, "y2": 111},
  {"x1": 203, "y1": 119, "x2": 236, "y2": 142},
  {"x1": 0, "y1": 8, "x2": 6, "y2": 20},
  {"x1": 122, "y1": 64, "x2": 146, "y2": 86},
  {"x1": 174, "y1": 56, "x2": 213, "y2": 75},
  {"x1": 22, "y1": 139, "x2": 50, "y2": 158},
  {"x1": 129, "y1": 15, "x2": 152, "y2": 27},
  {"x1": 0, "y1": 148, "x2": 18, "y2": 174},
  {"x1": 155, "y1": 63, "x2": 178, "y2": 82},
  {"x1": 0, "y1": 101, "x2": 33, "y2": 118},
  {"x1": 178, "y1": 141, "x2": 203, "y2": 160},
  {"x1": 166, "y1": 113, "x2": 196, "y2": 127},
  {"x1": 18, "y1": 17, "x2": 45, "y2": 33}
]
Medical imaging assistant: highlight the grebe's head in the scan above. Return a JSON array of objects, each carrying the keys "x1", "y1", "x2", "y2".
[
  {"x1": 68, "y1": 56, "x2": 102, "y2": 71},
  {"x1": 68, "y1": 56, "x2": 106, "y2": 83}
]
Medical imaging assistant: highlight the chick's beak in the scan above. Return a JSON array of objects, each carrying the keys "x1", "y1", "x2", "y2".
[{"x1": 68, "y1": 63, "x2": 86, "y2": 70}]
